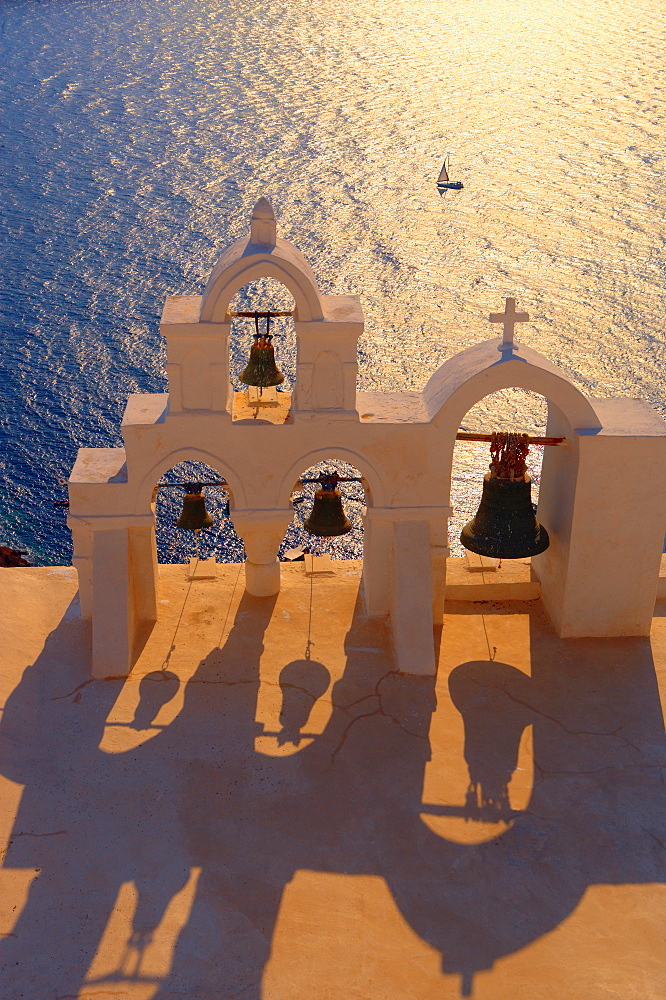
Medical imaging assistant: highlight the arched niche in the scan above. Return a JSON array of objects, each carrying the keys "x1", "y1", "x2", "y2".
[
  {"x1": 136, "y1": 448, "x2": 248, "y2": 514},
  {"x1": 227, "y1": 276, "x2": 296, "y2": 393},
  {"x1": 449, "y1": 387, "x2": 550, "y2": 557},
  {"x1": 200, "y1": 244, "x2": 324, "y2": 324},
  {"x1": 277, "y1": 447, "x2": 386, "y2": 510},
  {"x1": 422, "y1": 339, "x2": 600, "y2": 498},
  {"x1": 281, "y1": 457, "x2": 368, "y2": 561},
  {"x1": 151, "y1": 459, "x2": 243, "y2": 565},
  {"x1": 423, "y1": 339, "x2": 600, "y2": 434}
]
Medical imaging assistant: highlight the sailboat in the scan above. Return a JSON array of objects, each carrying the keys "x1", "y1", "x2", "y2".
[{"x1": 437, "y1": 154, "x2": 463, "y2": 190}]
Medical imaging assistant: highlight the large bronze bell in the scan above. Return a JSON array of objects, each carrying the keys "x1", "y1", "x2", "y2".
[
  {"x1": 460, "y1": 432, "x2": 549, "y2": 559},
  {"x1": 460, "y1": 473, "x2": 549, "y2": 559},
  {"x1": 239, "y1": 312, "x2": 285, "y2": 388},
  {"x1": 303, "y1": 475, "x2": 353, "y2": 537},
  {"x1": 176, "y1": 483, "x2": 215, "y2": 531}
]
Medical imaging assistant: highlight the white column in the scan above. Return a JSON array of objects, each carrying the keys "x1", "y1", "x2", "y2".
[
  {"x1": 129, "y1": 524, "x2": 158, "y2": 624},
  {"x1": 91, "y1": 528, "x2": 135, "y2": 678},
  {"x1": 85, "y1": 515, "x2": 158, "y2": 678},
  {"x1": 68, "y1": 518, "x2": 93, "y2": 619},
  {"x1": 364, "y1": 508, "x2": 450, "y2": 624},
  {"x1": 362, "y1": 510, "x2": 393, "y2": 616},
  {"x1": 390, "y1": 519, "x2": 437, "y2": 677},
  {"x1": 231, "y1": 510, "x2": 293, "y2": 597}
]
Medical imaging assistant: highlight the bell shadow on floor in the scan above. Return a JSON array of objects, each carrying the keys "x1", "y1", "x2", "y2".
[
  {"x1": 384, "y1": 599, "x2": 666, "y2": 996},
  {"x1": 2, "y1": 593, "x2": 664, "y2": 1000}
]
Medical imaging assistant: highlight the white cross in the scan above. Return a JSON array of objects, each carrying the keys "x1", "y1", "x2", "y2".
[{"x1": 489, "y1": 297, "x2": 530, "y2": 347}]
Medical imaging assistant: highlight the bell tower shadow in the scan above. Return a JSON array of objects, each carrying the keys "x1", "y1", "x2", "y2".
[{"x1": 383, "y1": 599, "x2": 666, "y2": 997}]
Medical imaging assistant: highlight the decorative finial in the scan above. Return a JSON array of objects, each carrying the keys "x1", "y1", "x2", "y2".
[
  {"x1": 489, "y1": 297, "x2": 530, "y2": 350},
  {"x1": 250, "y1": 197, "x2": 276, "y2": 248}
]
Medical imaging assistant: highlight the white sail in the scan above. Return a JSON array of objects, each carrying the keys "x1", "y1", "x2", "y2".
[{"x1": 437, "y1": 157, "x2": 449, "y2": 184}]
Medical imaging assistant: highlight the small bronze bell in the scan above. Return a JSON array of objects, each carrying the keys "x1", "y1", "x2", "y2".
[
  {"x1": 460, "y1": 433, "x2": 549, "y2": 559},
  {"x1": 303, "y1": 474, "x2": 353, "y2": 538},
  {"x1": 239, "y1": 312, "x2": 285, "y2": 388},
  {"x1": 176, "y1": 483, "x2": 215, "y2": 531}
]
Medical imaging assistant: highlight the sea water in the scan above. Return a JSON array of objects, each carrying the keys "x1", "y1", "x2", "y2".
[{"x1": 1, "y1": 0, "x2": 664, "y2": 564}]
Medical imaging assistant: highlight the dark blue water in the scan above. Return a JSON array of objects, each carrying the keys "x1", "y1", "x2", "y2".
[{"x1": 1, "y1": 0, "x2": 665, "y2": 564}]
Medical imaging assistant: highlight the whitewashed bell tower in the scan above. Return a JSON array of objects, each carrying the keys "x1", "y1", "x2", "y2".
[
  {"x1": 68, "y1": 199, "x2": 666, "y2": 680},
  {"x1": 161, "y1": 198, "x2": 362, "y2": 422}
]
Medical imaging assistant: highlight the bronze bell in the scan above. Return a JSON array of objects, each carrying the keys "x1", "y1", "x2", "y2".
[
  {"x1": 460, "y1": 432, "x2": 549, "y2": 559},
  {"x1": 239, "y1": 312, "x2": 285, "y2": 388},
  {"x1": 460, "y1": 474, "x2": 549, "y2": 559},
  {"x1": 176, "y1": 483, "x2": 215, "y2": 531},
  {"x1": 303, "y1": 474, "x2": 353, "y2": 537}
]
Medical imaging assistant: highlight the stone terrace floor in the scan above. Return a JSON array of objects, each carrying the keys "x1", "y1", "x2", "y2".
[{"x1": 1, "y1": 563, "x2": 665, "y2": 1000}]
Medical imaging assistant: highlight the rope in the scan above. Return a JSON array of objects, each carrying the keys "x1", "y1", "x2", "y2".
[
  {"x1": 305, "y1": 556, "x2": 314, "y2": 660},
  {"x1": 161, "y1": 535, "x2": 200, "y2": 672},
  {"x1": 216, "y1": 560, "x2": 244, "y2": 648},
  {"x1": 480, "y1": 612, "x2": 496, "y2": 661}
]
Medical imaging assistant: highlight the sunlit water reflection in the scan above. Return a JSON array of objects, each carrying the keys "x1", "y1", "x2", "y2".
[{"x1": 1, "y1": 0, "x2": 664, "y2": 563}]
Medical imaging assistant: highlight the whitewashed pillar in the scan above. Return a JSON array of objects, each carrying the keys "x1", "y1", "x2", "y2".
[
  {"x1": 429, "y1": 517, "x2": 450, "y2": 624},
  {"x1": 362, "y1": 509, "x2": 393, "y2": 616},
  {"x1": 91, "y1": 527, "x2": 135, "y2": 678},
  {"x1": 390, "y1": 519, "x2": 437, "y2": 676},
  {"x1": 231, "y1": 510, "x2": 293, "y2": 597},
  {"x1": 85, "y1": 516, "x2": 158, "y2": 678},
  {"x1": 68, "y1": 518, "x2": 93, "y2": 619},
  {"x1": 534, "y1": 398, "x2": 666, "y2": 637},
  {"x1": 160, "y1": 295, "x2": 232, "y2": 414},
  {"x1": 293, "y1": 295, "x2": 364, "y2": 420},
  {"x1": 363, "y1": 507, "x2": 450, "y2": 626}
]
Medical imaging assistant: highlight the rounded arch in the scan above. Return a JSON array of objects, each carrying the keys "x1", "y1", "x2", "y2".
[
  {"x1": 200, "y1": 240, "x2": 324, "y2": 323},
  {"x1": 277, "y1": 447, "x2": 388, "y2": 509},
  {"x1": 447, "y1": 387, "x2": 555, "y2": 558},
  {"x1": 423, "y1": 340, "x2": 601, "y2": 435},
  {"x1": 135, "y1": 447, "x2": 248, "y2": 513}
]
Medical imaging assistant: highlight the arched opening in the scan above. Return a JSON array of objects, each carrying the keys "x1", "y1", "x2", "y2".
[
  {"x1": 228, "y1": 277, "x2": 296, "y2": 398},
  {"x1": 449, "y1": 388, "x2": 549, "y2": 557},
  {"x1": 154, "y1": 460, "x2": 243, "y2": 564},
  {"x1": 280, "y1": 458, "x2": 368, "y2": 562}
]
